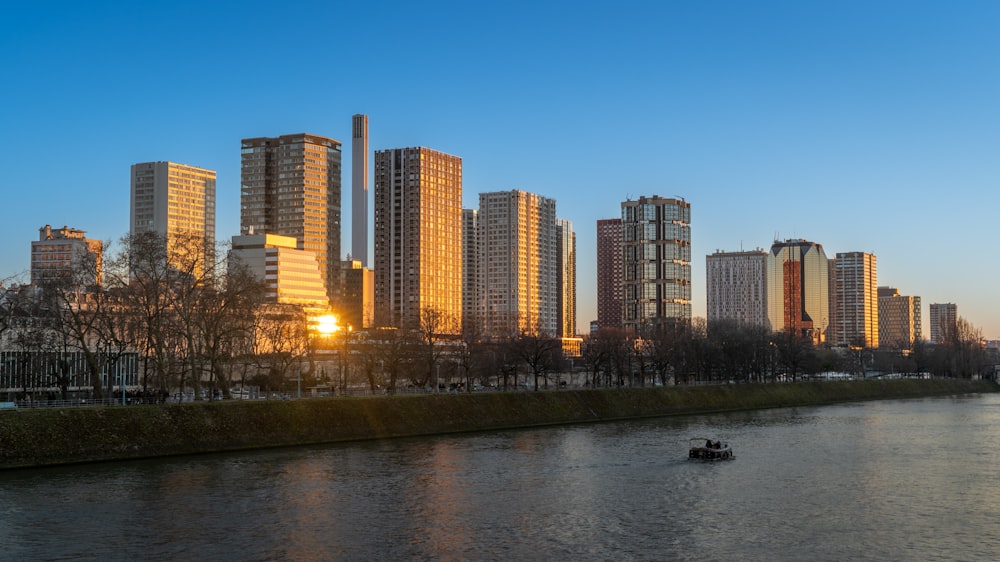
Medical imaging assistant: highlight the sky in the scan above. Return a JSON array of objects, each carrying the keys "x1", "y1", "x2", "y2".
[{"x1": 2, "y1": 1, "x2": 1000, "y2": 338}]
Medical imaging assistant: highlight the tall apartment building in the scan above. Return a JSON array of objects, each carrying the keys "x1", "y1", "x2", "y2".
[
  {"x1": 476, "y1": 190, "x2": 557, "y2": 338},
  {"x1": 462, "y1": 209, "x2": 479, "y2": 335},
  {"x1": 831, "y1": 252, "x2": 878, "y2": 347},
  {"x1": 351, "y1": 115, "x2": 369, "y2": 267},
  {"x1": 229, "y1": 233, "x2": 328, "y2": 307},
  {"x1": 556, "y1": 218, "x2": 576, "y2": 338},
  {"x1": 878, "y1": 287, "x2": 922, "y2": 350},
  {"x1": 240, "y1": 133, "x2": 342, "y2": 301},
  {"x1": 929, "y1": 303, "x2": 958, "y2": 344},
  {"x1": 130, "y1": 161, "x2": 216, "y2": 272},
  {"x1": 31, "y1": 225, "x2": 103, "y2": 287},
  {"x1": 596, "y1": 218, "x2": 623, "y2": 329},
  {"x1": 621, "y1": 196, "x2": 691, "y2": 331},
  {"x1": 374, "y1": 147, "x2": 462, "y2": 332},
  {"x1": 706, "y1": 249, "x2": 768, "y2": 327},
  {"x1": 767, "y1": 239, "x2": 829, "y2": 342}
]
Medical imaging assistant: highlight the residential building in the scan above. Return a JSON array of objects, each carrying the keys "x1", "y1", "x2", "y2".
[
  {"x1": 596, "y1": 218, "x2": 623, "y2": 329},
  {"x1": 621, "y1": 196, "x2": 691, "y2": 332},
  {"x1": 229, "y1": 233, "x2": 328, "y2": 307},
  {"x1": 831, "y1": 252, "x2": 878, "y2": 348},
  {"x1": 705, "y1": 249, "x2": 768, "y2": 327},
  {"x1": 878, "y1": 287, "x2": 922, "y2": 350},
  {"x1": 556, "y1": 218, "x2": 576, "y2": 338},
  {"x1": 462, "y1": 209, "x2": 478, "y2": 335},
  {"x1": 766, "y1": 239, "x2": 829, "y2": 342},
  {"x1": 373, "y1": 147, "x2": 462, "y2": 332},
  {"x1": 929, "y1": 303, "x2": 958, "y2": 344},
  {"x1": 31, "y1": 225, "x2": 103, "y2": 287},
  {"x1": 130, "y1": 161, "x2": 216, "y2": 273},
  {"x1": 351, "y1": 114, "x2": 369, "y2": 267},
  {"x1": 476, "y1": 190, "x2": 557, "y2": 338},
  {"x1": 332, "y1": 259, "x2": 374, "y2": 330},
  {"x1": 240, "y1": 133, "x2": 342, "y2": 300}
]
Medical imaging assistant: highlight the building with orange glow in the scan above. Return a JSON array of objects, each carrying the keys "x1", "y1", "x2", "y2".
[
  {"x1": 831, "y1": 252, "x2": 878, "y2": 347},
  {"x1": 374, "y1": 147, "x2": 462, "y2": 332},
  {"x1": 556, "y1": 218, "x2": 576, "y2": 338},
  {"x1": 130, "y1": 161, "x2": 216, "y2": 272},
  {"x1": 332, "y1": 259, "x2": 374, "y2": 330},
  {"x1": 229, "y1": 233, "x2": 328, "y2": 307},
  {"x1": 766, "y1": 239, "x2": 829, "y2": 342},
  {"x1": 31, "y1": 224, "x2": 103, "y2": 288},
  {"x1": 240, "y1": 133, "x2": 342, "y2": 301},
  {"x1": 476, "y1": 190, "x2": 557, "y2": 338},
  {"x1": 878, "y1": 286, "x2": 921, "y2": 350}
]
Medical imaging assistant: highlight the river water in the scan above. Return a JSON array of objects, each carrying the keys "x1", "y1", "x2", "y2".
[{"x1": 3, "y1": 393, "x2": 1000, "y2": 561}]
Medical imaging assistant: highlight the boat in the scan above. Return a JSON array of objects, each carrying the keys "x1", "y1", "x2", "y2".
[{"x1": 688, "y1": 437, "x2": 734, "y2": 461}]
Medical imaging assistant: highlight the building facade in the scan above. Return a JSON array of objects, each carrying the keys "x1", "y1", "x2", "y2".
[
  {"x1": 766, "y1": 239, "x2": 829, "y2": 342},
  {"x1": 596, "y1": 218, "x2": 623, "y2": 330},
  {"x1": 351, "y1": 115, "x2": 369, "y2": 267},
  {"x1": 130, "y1": 161, "x2": 216, "y2": 272},
  {"x1": 878, "y1": 286, "x2": 922, "y2": 350},
  {"x1": 705, "y1": 249, "x2": 768, "y2": 327},
  {"x1": 332, "y1": 259, "x2": 374, "y2": 330},
  {"x1": 556, "y1": 218, "x2": 576, "y2": 338},
  {"x1": 31, "y1": 225, "x2": 103, "y2": 287},
  {"x1": 462, "y1": 209, "x2": 478, "y2": 335},
  {"x1": 229, "y1": 233, "x2": 329, "y2": 307},
  {"x1": 240, "y1": 133, "x2": 342, "y2": 301},
  {"x1": 621, "y1": 196, "x2": 692, "y2": 332},
  {"x1": 831, "y1": 252, "x2": 878, "y2": 348},
  {"x1": 929, "y1": 303, "x2": 958, "y2": 344},
  {"x1": 476, "y1": 190, "x2": 557, "y2": 338},
  {"x1": 373, "y1": 147, "x2": 462, "y2": 332}
]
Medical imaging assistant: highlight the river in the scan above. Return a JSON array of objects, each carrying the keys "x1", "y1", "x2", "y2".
[{"x1": 2, "y1": 393, "x2": 999, "y2": 561}]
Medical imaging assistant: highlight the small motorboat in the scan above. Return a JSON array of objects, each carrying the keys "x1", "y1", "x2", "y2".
[{"x1": 688, "y1": 437, "x2": 734, "y2": 461}]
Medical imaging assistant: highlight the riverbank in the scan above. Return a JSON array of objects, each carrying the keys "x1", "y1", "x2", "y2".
[{"x1": 1, "y1": 378, "x2": 994, "y2": 469}]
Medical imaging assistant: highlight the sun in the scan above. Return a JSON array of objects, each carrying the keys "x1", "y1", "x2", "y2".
[{"x1": 315, "y1": 314, "x2": 340, "y2": 335}]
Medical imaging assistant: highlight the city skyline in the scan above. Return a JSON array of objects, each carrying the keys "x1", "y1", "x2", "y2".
[{"x1": 3, "y1": 2, "x2": 1000, "y2": 337}]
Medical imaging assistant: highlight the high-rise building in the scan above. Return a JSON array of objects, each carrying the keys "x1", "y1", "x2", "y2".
[
  {"x1": 767, "y1": 239, "x2": 829, "y2": 342},
  {"x1": 621, "y1": 196, "x2": 691, "y2": 331},
  {"x1": 831, "y1": 252, "x2": 878, "y2": 347},
  {"x1": 351, "y1": 115, "x2": 369, "y2": 267},
  {"x1": 596, "y1": 218, "x2": 623, "y2": 330},
  {"x1": 878, "y1": 286, "x2": 922, "y2": 350},
  {"x1": 332, "y1": 259, "x2": 374, "y2": 330},
  {"x1": 929, "y1": 303, "x2": 958, "y2": 344},
  {"x1": 240, "y1": 133, "x2": 342, "y2": 301},
  {"x1": 556, "y1": 218, "x2": 576, "y2": 338},
  {"x1": 476, "y1": 190, "x2": 557, "y2": 338},
  {"x1": 706, "y1": 249, "x2": 768, "y2": 327},
  {"x1": 229, "y1": 233, "x2": 328, "y2": 307},
  {"x1": 31, "y1": 225, "x2": 103, "y2": 287},
  {"x1": 462, "y1": 209, "x2": 479, "y2": 335},
  {"x1": 374, "y1": 147, "x2": 462, "y2": 332},
  {"x1": 130, "y1": 161, "x2": 216, "y2": 272}
]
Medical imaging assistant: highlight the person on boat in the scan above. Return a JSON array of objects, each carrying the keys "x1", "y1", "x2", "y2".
[
  {"x1": 713, "y1": 441, "x2": 721, "y2": 449},
  {"x1": 705, "y1": 439, "x2": 712, "y2": 449}
]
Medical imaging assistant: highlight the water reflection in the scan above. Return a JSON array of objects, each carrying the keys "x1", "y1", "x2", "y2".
[{"x1": 3, "y1": 395, "x2": 1000, "y2": 560}]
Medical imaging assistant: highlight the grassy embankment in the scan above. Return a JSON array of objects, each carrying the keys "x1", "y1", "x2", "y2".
[{"x1": 0, "y1": 378, "x2": 994, "y2": 469}]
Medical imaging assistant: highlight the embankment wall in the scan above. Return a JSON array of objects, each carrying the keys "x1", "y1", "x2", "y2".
[{"x1": 1, "y1": 378, "x2": 994, "y2": 469}]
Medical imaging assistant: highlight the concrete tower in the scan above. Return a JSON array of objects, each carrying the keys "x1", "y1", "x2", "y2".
[{"x1": 352, "y1": 114, "x2": 369, "y2": 267}]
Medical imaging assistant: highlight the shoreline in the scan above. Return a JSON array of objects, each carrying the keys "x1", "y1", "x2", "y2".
[{"x1": 1, "y1": 378, "x2": 994, "y2": 470}]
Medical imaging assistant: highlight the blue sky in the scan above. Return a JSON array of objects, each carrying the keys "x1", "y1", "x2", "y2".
[{"x1": 2, "y1": 1, "x2": 999, "y2": 337}]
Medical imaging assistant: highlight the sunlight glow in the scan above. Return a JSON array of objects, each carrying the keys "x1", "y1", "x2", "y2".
[{"x1": 315, "y1": 314, "x2": 340, "y2": 335}]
